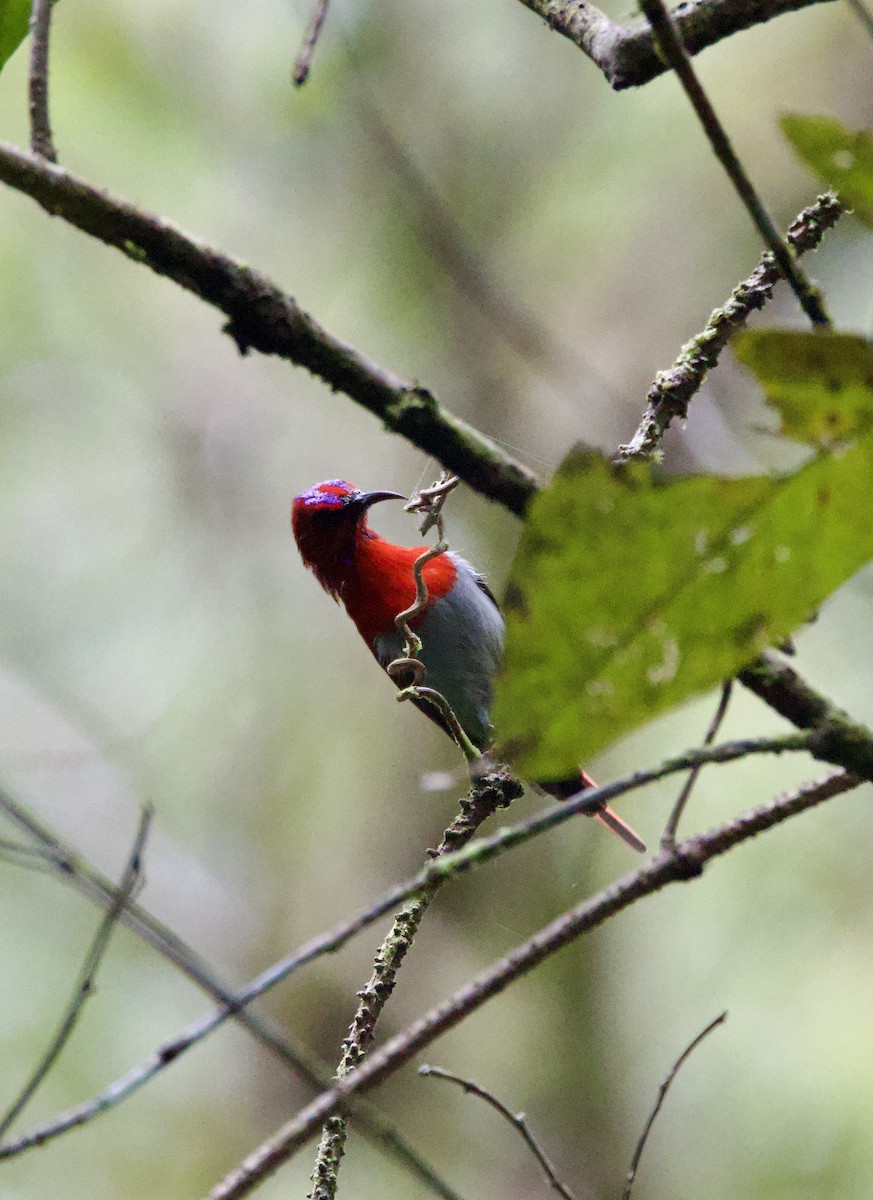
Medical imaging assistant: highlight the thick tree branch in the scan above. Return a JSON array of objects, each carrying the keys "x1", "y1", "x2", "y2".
[
  {"x1": 0, "y1": 140, "x2": 538, "y2": 516},
  {"x1": 516, "y1": 0, "x2": 836, "y2": 90},
  {"x1": 738, "y1": 649, "x2": 873, "y2": 782},
  {"x1": 205, "y1": 769, "x2": 862, "y2": 1200}
]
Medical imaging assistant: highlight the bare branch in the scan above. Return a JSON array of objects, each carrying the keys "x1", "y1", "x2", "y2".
[
  {"x1": 616, "y1": 192, "x2": 845, "y2": 462},
  {"x1": 1, "y1": 735, "x2": 816, "y2": 1169},
  {"x1": 0, "y1": 140, "x2": 537, "y2": 516},
  {"x1": 0, "y1": 837, "x2": 71, "y2": 873},
  {"x1": 0, "y1": 805, "x2": 152, "y2": 1140},
  {"x1": 204, "y1": 770, "x2": 860, "y2": 1200},
  {"x1": 661, "y1": 682, "x2": 733, "y2": 850},
  {"x1": 28, "y1": 0, "x2": 57, "y2": 162},
  {"x1": 622, "y1": 1012, "x2": 727, "y2": 1200},
  {"x1": 420, "y1": 1064, "x2": 578, "y2": 1200},
  {"x1": 0, "y1": 787, "x2": 462, "y2": 1200},
  {"x1": 516, "y1": 0, "x2": 837, "y2": 91},
  {"x1": 638, "y1": 0, "x2": 830, "y2": 327},
  {"x1": 292, "y1": 0, "x2": 331, "y2": 86}
]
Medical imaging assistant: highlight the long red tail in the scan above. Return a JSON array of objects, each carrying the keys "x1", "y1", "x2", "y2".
[{"x1": 539, "y1": 770, "x2": 646, "y2": 854}]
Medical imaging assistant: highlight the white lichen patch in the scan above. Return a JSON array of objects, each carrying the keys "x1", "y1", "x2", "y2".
[
  {"x1": 773, "y1": 545, "x2": 792, "y2": 563},
  {"x1": 585, "y1": 678, "x2": 615, "y2": 698},
  {"x1": 585, "y1": 627, "x2": 618, "y2": 648},
  {"x1": 833, "y1": 149, "x2": 855, "y2": 171},
  {"x1": 694, "y1": 528, "x2": 709, "y2": 556},
  {"x1": 729, "y1": 525, "x2": 754, "y2": 546},
  {"x1": 704, "y1": 556, "x2": 728, "y2": 574},
  {"x1": 647, "y1": 634, "x2": 680, "y2": 685}
]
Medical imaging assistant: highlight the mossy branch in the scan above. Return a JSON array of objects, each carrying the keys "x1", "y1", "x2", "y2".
[{"x1": 0, "y1": 140, "x2": 537, "y2": 516}]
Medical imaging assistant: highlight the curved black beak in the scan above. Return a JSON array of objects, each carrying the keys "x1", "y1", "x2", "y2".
[{"x1": 358, "y1": 489, "x2": 406, "y2": 508}]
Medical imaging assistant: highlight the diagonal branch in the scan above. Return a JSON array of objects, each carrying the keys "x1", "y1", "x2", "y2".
[
  {"x1": 0, "y1": 732, "x2": 825, "y2": 1165},
  {"x1": 0, "y1": 787, "x2": 464, "y2": 1200},
  {"x1": 516, "y1": 0, "x2": 837, "y2": 90},
  {"x1": 419, "y1": 1065, "x2": 578, "y2": 1200},
  {"x1": 0, "y1": 140, "x2": 537, "y2": 516},
  {"x1": 637, "y1": 0, "x2": 830, "y2": 327},
  {"x1": 616, "y1": 192, "x2": 844, "y2": 462},
  {"x1": 0, "y1": 805, "x2": 151, "y2": 1139},
  {"x1": 205, "y1": 769, "x2": 862, "y2": 1200},
  {"x1": 0, "y1": 150, "x2": 863, "y2": 768}
]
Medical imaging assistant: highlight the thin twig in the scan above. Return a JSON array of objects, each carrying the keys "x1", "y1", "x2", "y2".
[
  {"x1": 0, "y1": 837, "x2": 70, "y2": 872},
  {"x1": 420, "y1": 1065, "x2": 578, "y2": 1200},
  {"x1": 308, "y1": 770, "x2": 521, "y2": 1200},
  {"x1": 292, "y1": 0, "x2": 330, "y2": 86},
  {"x1": 0, "y1": 805, "x2": 152, "y2": 1139},
  {"x1": 622, "y1": 1012, "x2": 727, "y2": 1200},
  {"x1": 28, "y1": 0, "x2": 57, "y2": 162},
  {"x1": 0, "y1": 787, "x2": 463, "y2": 1200},
  {"x1": 661, "y1": 682, "x2": 733, "y2": 850},
  {"x1": 204, "y1": 769, "x2": 861, "y2": 1200},
  {"x1": 638, "y1": 0, "x2": 830, "y2": 327},
  {"x1": 616, "y1": 192, "x2": 844, "y2": 462}
]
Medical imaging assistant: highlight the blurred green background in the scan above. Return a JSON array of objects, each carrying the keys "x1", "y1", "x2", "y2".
[{"x1": 1, "y1": 1, "x2": 872, "y2": 1197}]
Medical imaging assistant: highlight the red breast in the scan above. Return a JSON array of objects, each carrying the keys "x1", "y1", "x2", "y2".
[{"x1": 343, "y1": 536, "x2": 457, "y2": 647}]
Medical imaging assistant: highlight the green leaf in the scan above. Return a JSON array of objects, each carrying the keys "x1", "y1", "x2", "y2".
[
  {"x1": 734, "y1": 329, "x2": 873, "y2": 445},
  {"x1": 493, "y1": 438, "x2": 873, "y2": 779},
  {"x1": 0, "y1": 0, "x2": 32, "y2": 72},
  {"x1": 780, "y1": 114, "x2": 873, "y2": 228}
]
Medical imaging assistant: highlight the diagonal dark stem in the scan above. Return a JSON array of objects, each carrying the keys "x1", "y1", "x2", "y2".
[
  {"x1": 204, "y1": 770, "x2": 862, "y2": 1200},
  {"x1": 0, "y1": 787, "x2": 463, "y2": 1200},
  {"x1": 0, "y1": 140, "x2": 537, "y2": 516},
  {"x1": 638, "y1": 0, "x2": 830, "y2": 327},
  {"x1": 0, "y1": 806, "x2": 151, "y2": 1139}
]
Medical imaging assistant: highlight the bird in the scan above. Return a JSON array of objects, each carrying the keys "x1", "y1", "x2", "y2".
[{"x1": 291, "y1": 479, "x2": 645, "y2": 852}]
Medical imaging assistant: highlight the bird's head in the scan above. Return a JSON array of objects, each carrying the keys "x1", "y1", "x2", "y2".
[{"x1": 291, "y1": 480, "x2": 405, "y2": 595}]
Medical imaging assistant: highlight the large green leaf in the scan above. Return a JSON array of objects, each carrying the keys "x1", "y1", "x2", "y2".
[
  {"x1": 734, "y1": 329, "x2": 873, "y2": 445},
  {"x1": 781, "y1": 114, "x2": 873, "y2": 228},
  {"x1": 0, "y1": 0, "x2": 32, "y2": 72},
  {"x1": 493, "y1": 347, "x2": 873, "y2": 777}
]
